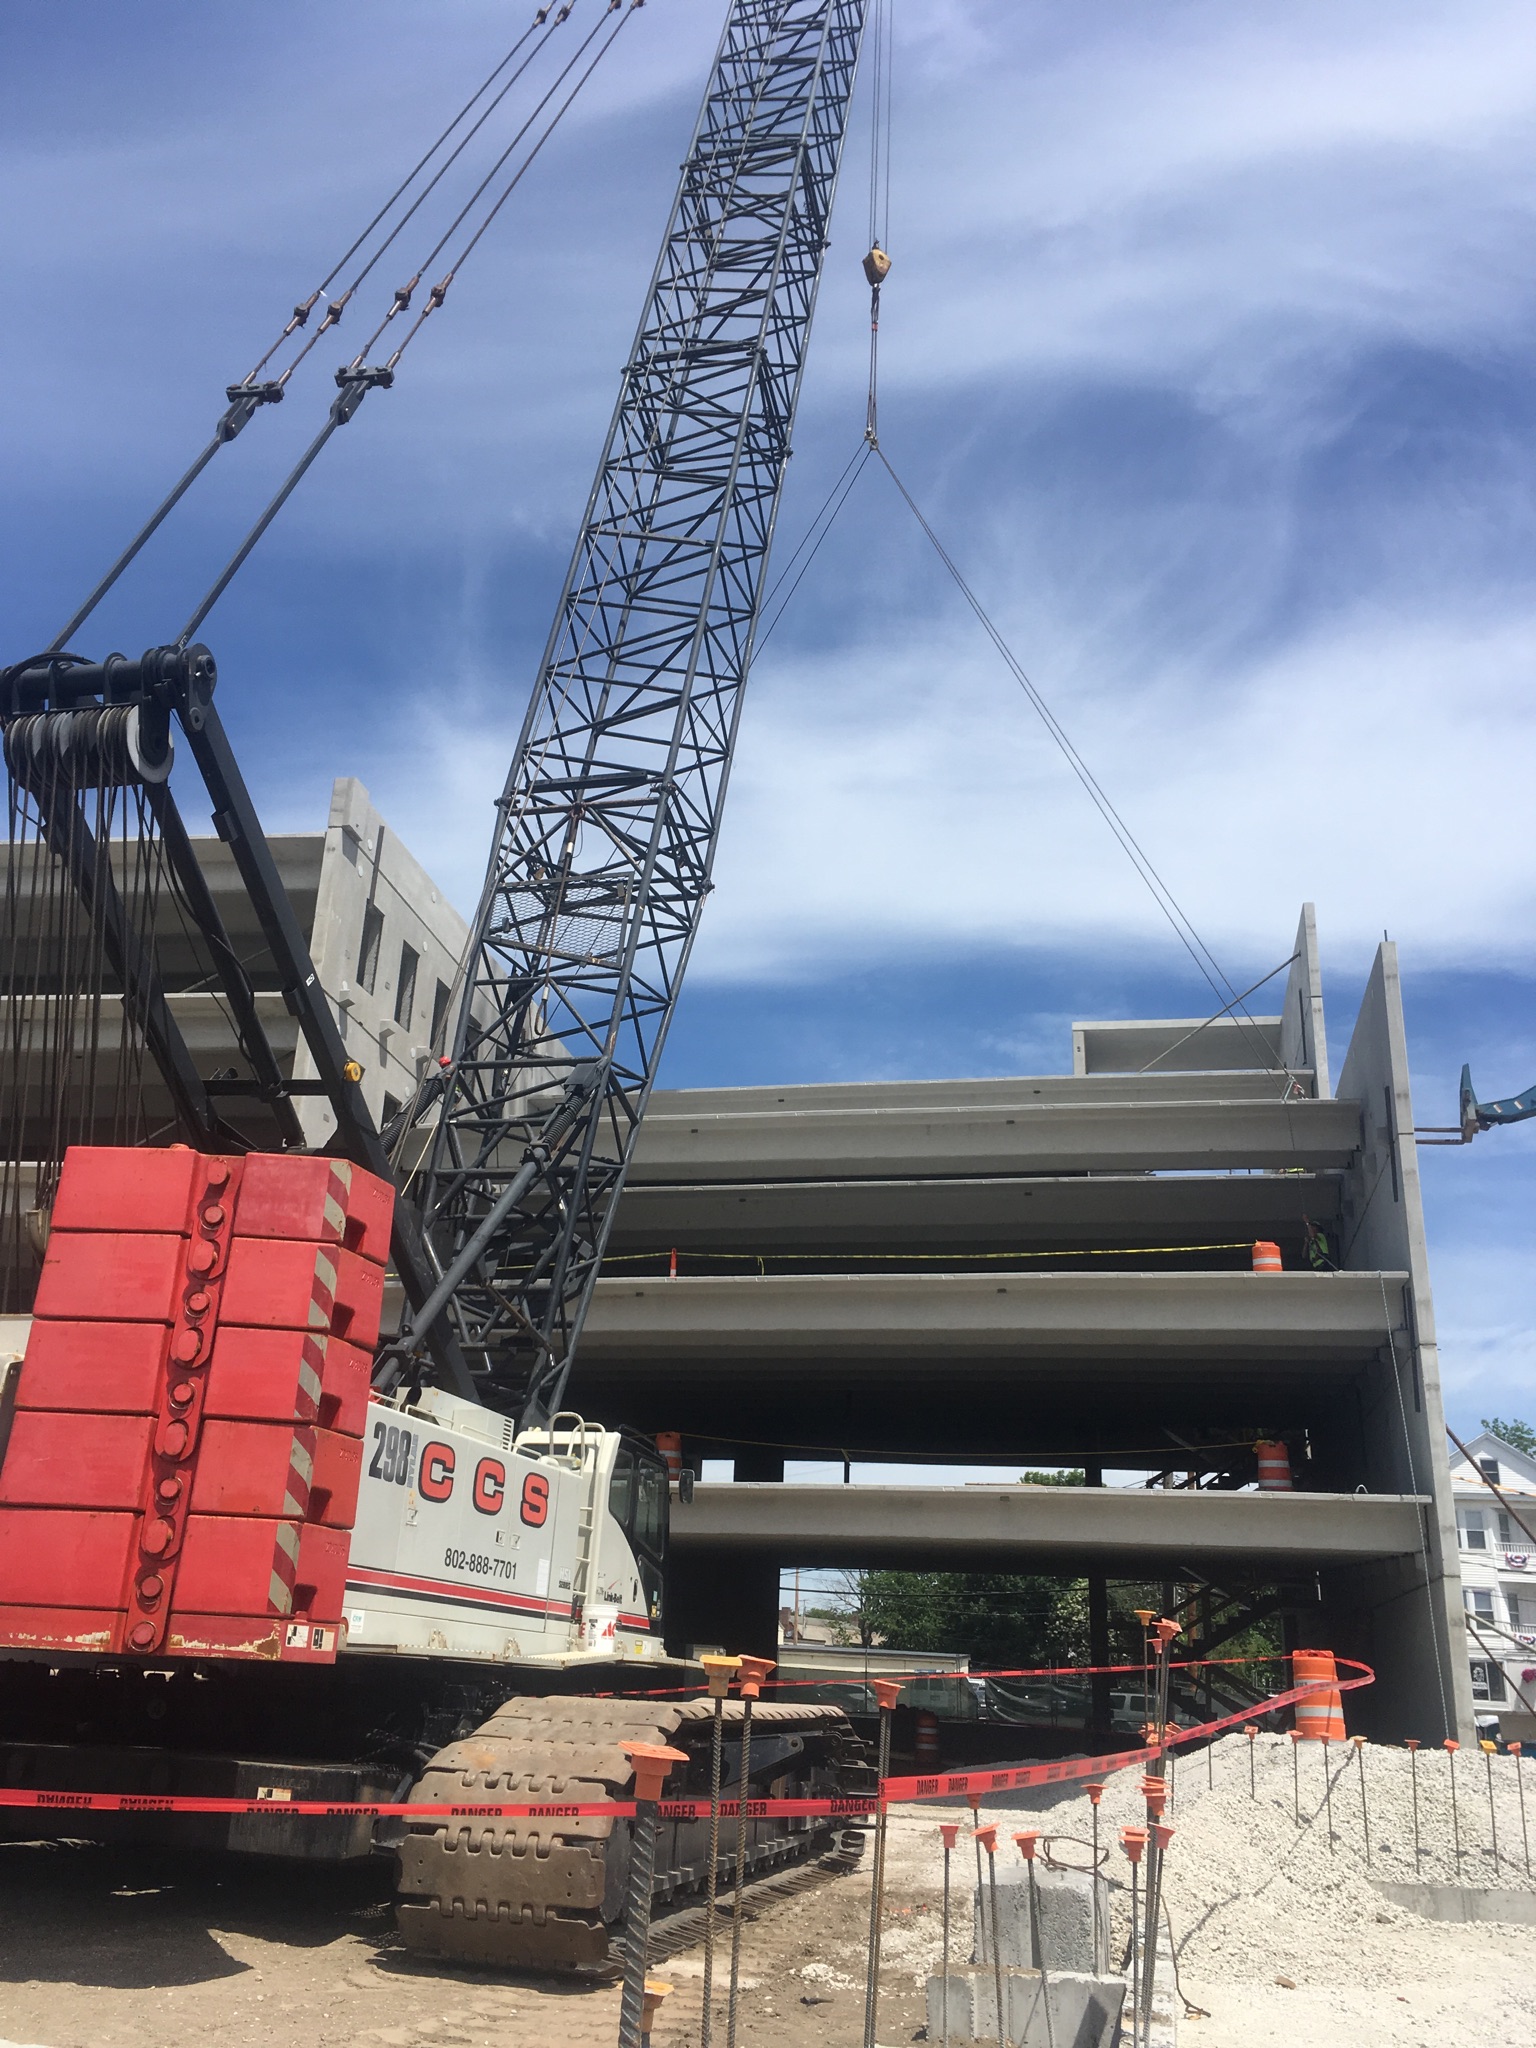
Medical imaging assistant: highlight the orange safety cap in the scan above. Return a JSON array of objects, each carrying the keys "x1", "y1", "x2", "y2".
[
  {"x1": 700, "y1": 1653, "x2": 742, "y2": 1701},
  {"x1": 939, "y1": 1822, "x2": 961, "y2": 1850},
  {"x1": 1512, "y1": 1742, "x2": 1524, "y2": 1757},
  {"x1": 1084, "y1": 1780, "x2": 1106, "y2": 1806},
  {"x1": 974, "y1": 1823, "x2": 999, "y2": 1853},
  {"x1": 1154, "y1": 1618, "x2": 1181, "y2": 1646},
  {"x1": 1013, "y1": 1830, "x2": 1039, "y2": 1861},
  {"x1": 1134, "y1": 1609, "x2": 1156, "y2": 1628},
  {"x1": 1444, "y1": 1738, "x2": 1461, "y2": 1754},
  {"x1": 735, "y1": 1654, "x2": 776, "y2": 1699},
  {"x1": 1245, "y1": 1726, "x2": 1258, "y2": 1742},
  {"x1": 871, "y1": 1678, "x2": 904, "y2": 1713},
  {"x1": 621, "y1": 1741, "x2": 689, "y2": 1804},
  {"x1": 1405, "y1": 1739, "x2": 1420, "y2": 1752},
  {"x1": 1150, "y1": 1821, "x2": 1175, "y2": 1852},
  {"x1": 1121, "y1": 1825, "x2": 1147, "y2": 1865}
]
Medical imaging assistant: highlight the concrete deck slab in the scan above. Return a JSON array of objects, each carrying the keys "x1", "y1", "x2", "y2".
[
  {"x1": 610, "y1": 1169, "x2": 1344, "y2": 1253},
  {"x1": 670, "y1": 1481, "x2": 1429, "y2": 1573},
  {"x1": 628, "y1": 1095, "x2": 1360, "y2": 1181}
]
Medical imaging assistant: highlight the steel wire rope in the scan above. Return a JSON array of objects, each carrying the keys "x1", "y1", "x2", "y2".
[
  {"x1": 871, "y1": 445, "x2": 1282, "y2": 1076},
  {"x1": 45, "y1": 6, "x2": 577, "y2": 654},
  {"x1": 374, "y1": 2, "x2": 642, "y2": 373},
  {"x1": 173, "y1": 4, "x2": 643, "y2": 654},
  {"x1": 248, "y1": 6, "x2": 573, "y2": 385}
]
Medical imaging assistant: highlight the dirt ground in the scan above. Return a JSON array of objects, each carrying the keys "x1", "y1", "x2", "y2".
[{"x1": 5, "y1": 1738, "x2": 1536, "y2": 2048}]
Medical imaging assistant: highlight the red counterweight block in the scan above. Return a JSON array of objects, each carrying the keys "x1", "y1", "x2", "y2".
[
  {"x1": 219, "y1": 1240, "x2": 384, "y2": 1350},
  {"x1": 1, "y1": 1147, "x2": 389, "y2": 1663},
  {"x1": 233, "y1": 1154, "x2": 394, "y2": 1265},
  {"x1": 203, "y1": 1328, "x2": 372, "y2": 1437}
]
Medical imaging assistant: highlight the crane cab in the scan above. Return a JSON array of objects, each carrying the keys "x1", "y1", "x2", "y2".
[{"x1": 342, "y1": 1392, "x2": 671, "y2": 1670}]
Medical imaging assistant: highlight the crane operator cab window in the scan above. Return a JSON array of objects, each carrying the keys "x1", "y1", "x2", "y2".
[{"x1": 607, "y1": 1440, "x2": 668, "y2": 1628}]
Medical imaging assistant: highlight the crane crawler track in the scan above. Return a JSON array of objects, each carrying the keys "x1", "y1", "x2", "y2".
[{"x1": 396, "y1": 1694, "x2": 869, "y2": 1970}]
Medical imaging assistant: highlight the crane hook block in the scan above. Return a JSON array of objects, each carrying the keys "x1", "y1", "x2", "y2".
[{"x1": 862, "y1": 243, "x2": 892, "y2": 287}]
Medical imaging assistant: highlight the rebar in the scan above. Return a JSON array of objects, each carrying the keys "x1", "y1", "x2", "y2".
[
  {"x1": 984, "y1": 1836, "x2": 1006, "y2": 2048},
  {"x1": 1127, "y1": 1860, "x2": 1142, "y2": 2048},
  {"x1": 1085, "y1": 1785, "x2": 1104, "y2": 1970},
  {"x1": 1291, "y1": 1731, "x2": 1301, "y2": 1825},
  {"x1": 726, "y1": 1698, "x2": 755, "y2": 2048},
  {"x1": 940, "y1": 1832, "x2": 953, "y2": 2048},
  {"x1": 1447, "y1": 1741, "x2": 1463, "y2": 1865},
  {"x1": 1483, "y1": 1743, "x2": 1500, "y2": 1873},
  {"x1": 861, "y1": 1700, "x2": 894, "y2": 2048},
  {"x1": 1322, "y1": 1739, "x2": 1335, "y2": 1853},
  {"x1": 1353, "y1": 1737, "x2": 1371, "y2": 1868},
  {"x1": 1407, "y1": 1741, "x2": 1421, "y2": 1863},
  {"x1": 1516, "y1": 1744, "x2": 1531, "y2": 1878},
  {"x1": 617, "y1": 1797, "x2": 661, "y2": 2048},
  {"x1": 1026, "y1": 1857, "x2": 1057, "y2": 2048},
  {"x1": 700, "y1": 1694, "x2": 726, "y2": 2048},
  {"x1": 1247, "y1": 1725, "x2": 1257, "y2": 1800}
]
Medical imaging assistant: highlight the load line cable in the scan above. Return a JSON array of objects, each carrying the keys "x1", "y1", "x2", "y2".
[
  {"x1": 44, "y1": 1, "x2": 586, "y2": 654},
  {"x1": 173, "y1": 0, "x2": 642, "y2": 652},
  {"x1": 871, "y1": 445, "x2": 1280, "y2": 1079}
]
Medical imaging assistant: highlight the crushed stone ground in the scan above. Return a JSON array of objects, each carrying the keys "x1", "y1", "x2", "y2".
[{"x1": 1, "y1": 1734, "x2": 1534, "y2": 2045}]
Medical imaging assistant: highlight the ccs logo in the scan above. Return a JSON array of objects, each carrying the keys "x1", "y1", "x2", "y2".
[{"x1": 409, "y1": 1442, "x2": 549, "y2": 1527}]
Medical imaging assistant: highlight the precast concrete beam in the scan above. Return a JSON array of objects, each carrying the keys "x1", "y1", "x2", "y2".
[
  {"x1": 610, "y1": 1170, "x2": 1344, "y2": 1255},
  {"x1": 650, "y1": 1071, "x2": 1314, "y2": 1116},
  {"x1": 628, "y1": 1096, "x2": 1360, "y2": 1183},
  {"x1": 584, "y1": 1269, "x2": 1403, "y2": 1362},
  {"x1": 670, "y1": 1481, "x2": 1429, "y2": 1575}
]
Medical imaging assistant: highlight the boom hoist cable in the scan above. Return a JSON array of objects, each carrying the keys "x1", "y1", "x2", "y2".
[
  {"x1": 48, "y1": 0, "x2": 607, "y2": 653},
  {"x1": 3, "y1": 4, "x2": 649, "y2": 1372}
]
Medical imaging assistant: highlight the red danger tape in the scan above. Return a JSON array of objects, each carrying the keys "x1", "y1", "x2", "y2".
[{"x1": 0, "y1": 1665, "x2": 1372, "y2": 1822}]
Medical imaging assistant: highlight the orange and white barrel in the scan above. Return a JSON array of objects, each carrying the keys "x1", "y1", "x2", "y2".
[
  {"x1": 1255, "y1": 1440, "x2": 1293, "y2": 1491},
  {"x1": 1252, "y1": 1240, "x2": 1283, "y2": 1274},
  {"x1": 1293, "y1": 1649, "x2": 1345, "y2": 1741},
  {"x1": 654, "y1": 1432, "x2": 683, "y2": 1484},
  {"x1": 915, "y1": 1710, "x2": 941, "y2": 1771}
]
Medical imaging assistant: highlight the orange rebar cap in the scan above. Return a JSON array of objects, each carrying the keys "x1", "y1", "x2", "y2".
[
  {"x1": 1140, "y1": 1774, "x2": 1168, "y2": 1819},
  {"x1": 1084, "y1": 1780, "x2": 1106, "y2": 1806},
  {"x1": 735, "y1": 1655, "x2": 776, "y2": 1700},
  {"x1": 1013, "y1": 1830, "x2": 1039, "y2": 1861},
  {"x1": 1405, "y1": 1739, "x2": 1420, "y2": 1752},
  {"x1": 1245, "y1": 1726, "x2": 1258, "y2": 1743},
  {"x1": 871, "y1": 1678, "x2": 903, "y2": 1713},
  {"x1": 1150, "y1": 1821, "x2": 1175, "y2": 1852},
  {"x1": 700, "y1": 1653, "x2": 742, "y2": 1700},
  {"x1": 1134, "y1": 1609, "x2": 1156, "y2": 1628},
  {"x1": 1443, "y1": 1738, "x2": 1460, "y2": 1754},
  {"x1": 1512, "y1": 1742, "x2": 1524, "y2": 1757},
  {"x1": 1121, "y1": 1825, "x2": 1147, "y2": 1865},
  {"x1": 974, "y1": 1823, "x2": 999, "y2": 1853},
  {"x1": 621, "y1": 1741, "x2": 689, "y2": 1803},
  {"x1": 939, "y1": 1822, "x2": 961, "y2": 1850},
  {"x1": 1154, "y1": 1618, "x2": 1180, "y2": 1647}
]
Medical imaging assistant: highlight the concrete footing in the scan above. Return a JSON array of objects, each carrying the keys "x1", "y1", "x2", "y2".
[
  {"x1": 973, "y1": 1864, "x2": 1109, "y2": 1974},
  {"x1": 924, "y1": 1965, "x2": 1125, "y2": 2045},
  {"x1": 1370, "y1": 1879, "x2": 1536, "y2": 1925}
]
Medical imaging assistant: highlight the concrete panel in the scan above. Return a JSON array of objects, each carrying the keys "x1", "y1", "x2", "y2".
[
  {"x1": 628, "y1": 1096, "x2": 1361, "y2": 1183},
  {"x1": 610, "y1": 1169, "x2": 1344, "y2": 1255},
  {"x1": 1071, "y1": 1014, "x2": 1284, "y2": 1076},
  {"x1": 1280, "y1": 903, "x2": 1331, "y2": 1096},
  {"x1": 670, "y1": 1480, "x2": 1429, "y2": 1574},
  {"x1": 1332, "y1": 944, "x2": 1472, "y2": 1743}
]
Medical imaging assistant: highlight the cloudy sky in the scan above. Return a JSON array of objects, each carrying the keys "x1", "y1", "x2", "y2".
[{"x1": 3, "y1": 0, "x2": 1533, "y2": 1440}]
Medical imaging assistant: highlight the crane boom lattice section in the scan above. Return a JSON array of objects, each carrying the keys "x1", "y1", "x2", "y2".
[{"x1": 410, "y1": 0, "x2": 866, "y2": 1417}]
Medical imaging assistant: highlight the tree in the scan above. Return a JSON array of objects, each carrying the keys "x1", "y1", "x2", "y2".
[{"x1": 1482, "y1": 1417, "x2": 1536, "y2": 1457}]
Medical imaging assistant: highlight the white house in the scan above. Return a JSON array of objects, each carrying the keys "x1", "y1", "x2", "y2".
[{"x1": 1448, "y1": 1429, "x2": 1536, "y2": 1740}]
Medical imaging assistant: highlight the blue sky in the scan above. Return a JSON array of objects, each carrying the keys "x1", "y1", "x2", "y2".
[{"x1": 3, "y1": 0, "x2": 1533, "y2": 1440}]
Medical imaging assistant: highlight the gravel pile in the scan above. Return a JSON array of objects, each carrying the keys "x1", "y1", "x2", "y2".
[{"x1": 887, "y1": 1729, "x2": 1536, "y2": 1995}]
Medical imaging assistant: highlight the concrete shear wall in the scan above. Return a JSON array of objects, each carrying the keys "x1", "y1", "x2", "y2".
[{"x1": 1328, "y1": 943, "x2": 1473, "y2": 1740}]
